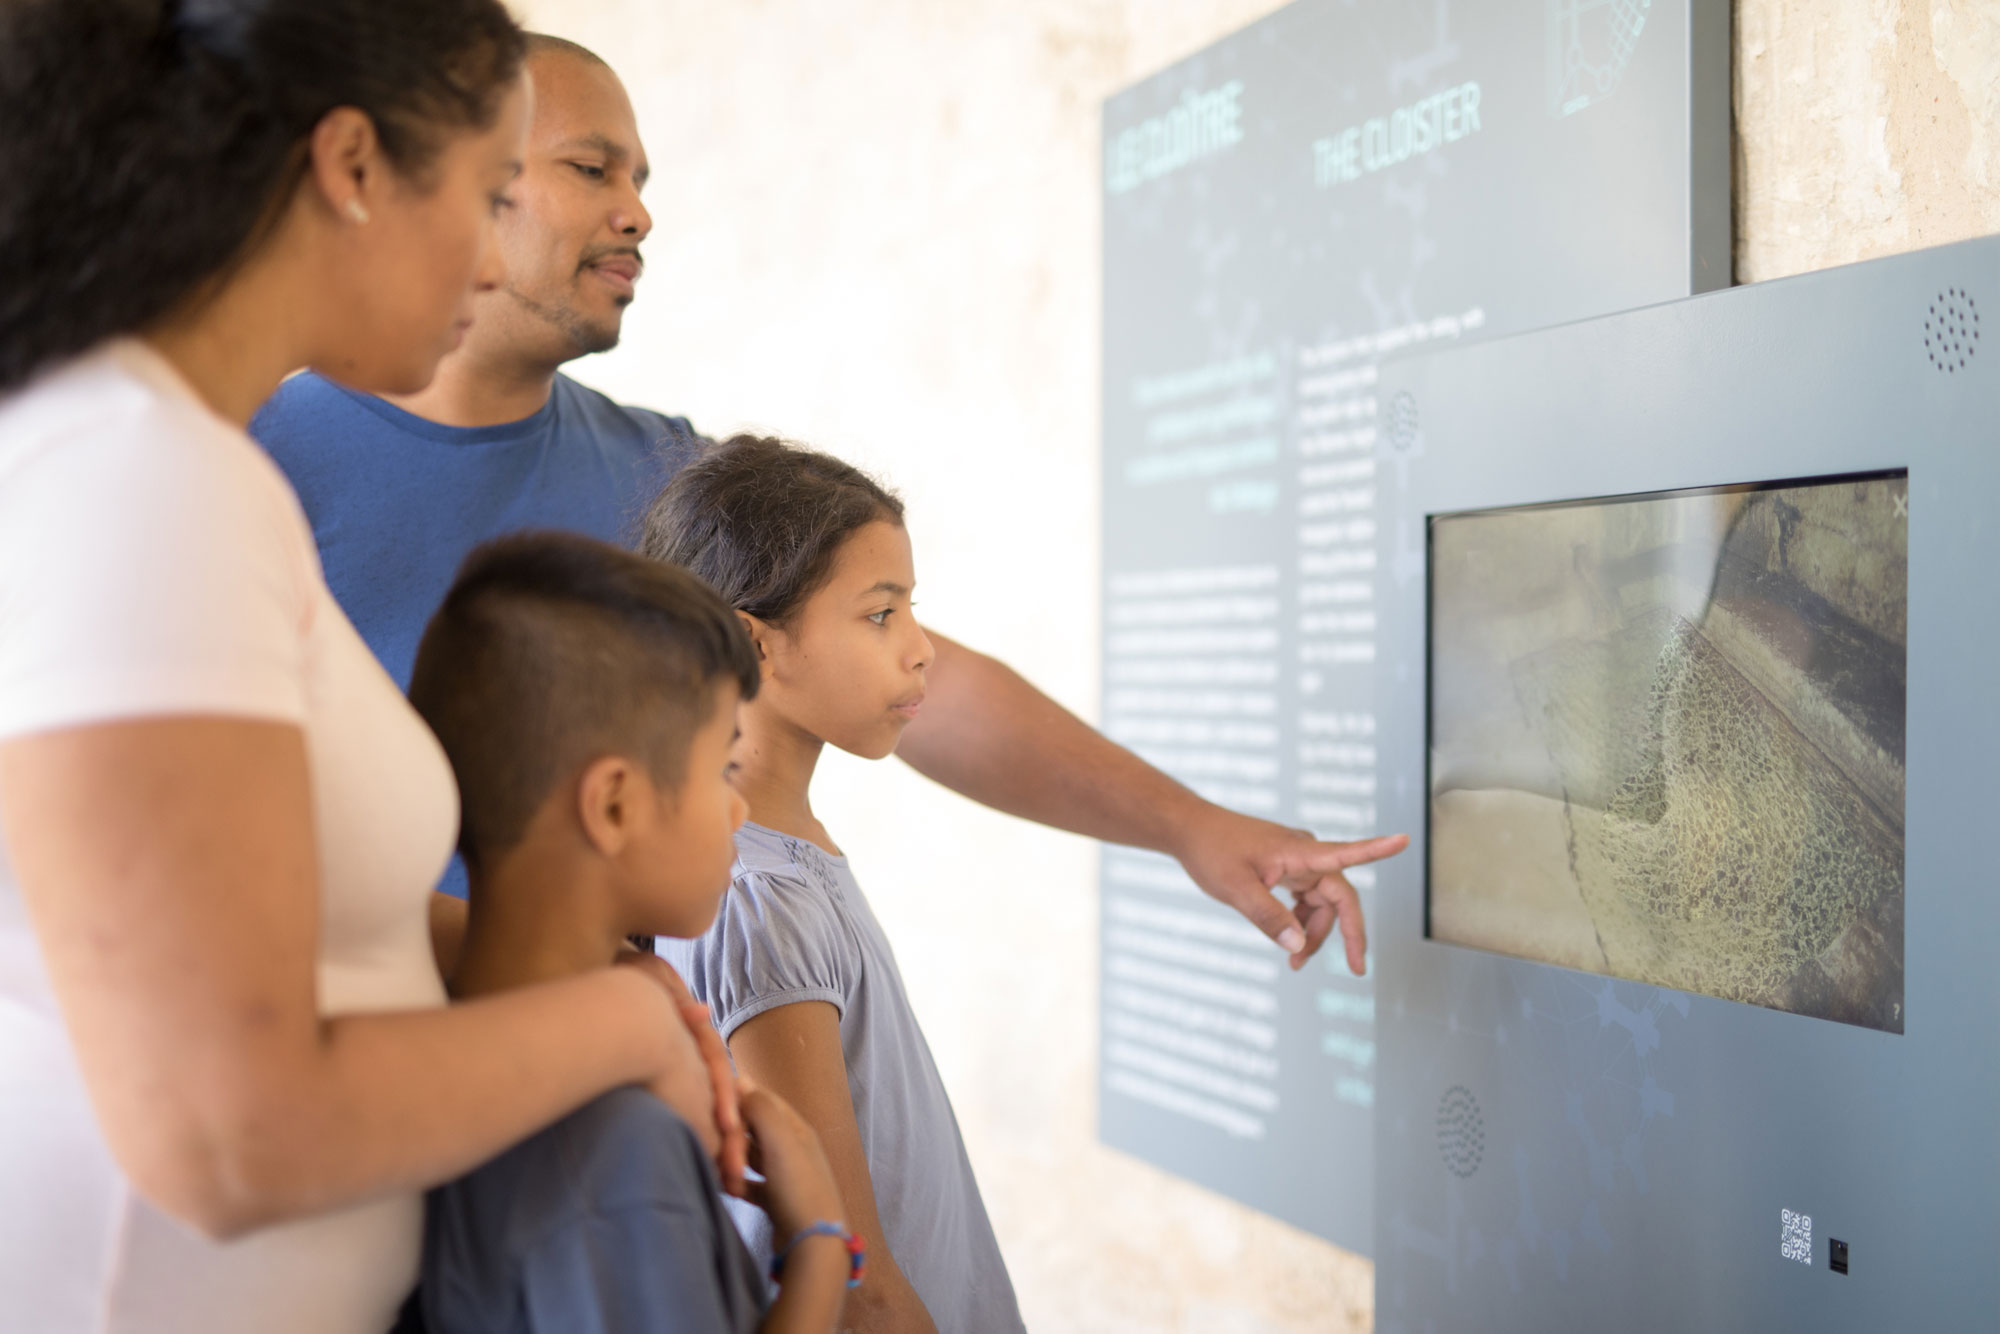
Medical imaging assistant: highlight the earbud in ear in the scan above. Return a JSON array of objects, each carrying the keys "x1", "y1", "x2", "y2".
[{"x1": 345, "y1": 199, "x2": 371, "y2": 225}]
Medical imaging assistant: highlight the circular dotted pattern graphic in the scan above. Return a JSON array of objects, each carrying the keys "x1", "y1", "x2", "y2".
[
  {"x1": 1925, "y1": 288, "x2": 1978, "y2": 374},
  {"x1": 1436, "y1": 1084, "x2": 1484, "y2": 1179},
  {"x1": 1387, "y1": 390, "x2": 1420, "y2": 451}
]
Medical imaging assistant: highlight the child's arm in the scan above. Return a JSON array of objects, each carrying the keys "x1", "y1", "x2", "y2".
[
  {"x1": 730, "y1": 1002, "x2": 940, "y2": 1334},
  {"x1": 739, "y1": 1078, "x2": 853, "y2": 1334}
]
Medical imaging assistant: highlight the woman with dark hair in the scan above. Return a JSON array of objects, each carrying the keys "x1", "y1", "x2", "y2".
[{"x1": 0, "y1": 3, "x2": 727, "y2": 1329}]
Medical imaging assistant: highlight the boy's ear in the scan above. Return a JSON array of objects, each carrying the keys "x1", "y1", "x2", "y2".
[{"x1": 575, "y1": 754, "x2": 638, "y2": 858}]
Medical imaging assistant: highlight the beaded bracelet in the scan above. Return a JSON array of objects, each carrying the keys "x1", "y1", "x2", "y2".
[{"x1": 769, "y1": 1220, "x2": 866, "y2": 1289}]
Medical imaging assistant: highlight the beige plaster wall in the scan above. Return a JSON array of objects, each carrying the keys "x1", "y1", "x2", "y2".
[
  {"x1": 1736, "y1": 0, "x2": 2000, "y2": 282},
  {"x1": 513, "y1": 3, "x2": 1998, "y2": 1330}
]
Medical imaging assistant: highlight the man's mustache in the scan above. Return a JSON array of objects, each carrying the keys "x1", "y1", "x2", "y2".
[{"x1": 577, "y1": 245, "x2": 645, "y2": 274}]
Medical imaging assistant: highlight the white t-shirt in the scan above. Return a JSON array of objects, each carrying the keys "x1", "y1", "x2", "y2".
[{"x1": 0, "y1": 341, "x2": 459, "y2": 1333}]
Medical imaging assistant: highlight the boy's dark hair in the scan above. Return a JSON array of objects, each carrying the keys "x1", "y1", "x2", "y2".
[
  {"x1": 0, "y1": 0, "x2": 526, "y2": 393},
  {"x1": 409, "y1": 532, "x2": 760, "y2": 870},
  {"x1": 639, "y1": 434, "x2": 905, "y2": 624}
]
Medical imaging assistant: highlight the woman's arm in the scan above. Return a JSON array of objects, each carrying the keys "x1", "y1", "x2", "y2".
[
  {"x1": 728, "y1": 1002, "x2": 937, "y2": 1334},
  {"x1": 0, "y1": 716, "x2": 704, "y2": 1239}
]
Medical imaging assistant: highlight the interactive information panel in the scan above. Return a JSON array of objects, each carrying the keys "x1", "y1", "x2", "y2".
[
  {"x1": 1373, "y1": 235, "x2": 1999, "y2": 1331},
  {"x1": 1098, "y1": 0, "x2": 1727, "y2": 1249}
]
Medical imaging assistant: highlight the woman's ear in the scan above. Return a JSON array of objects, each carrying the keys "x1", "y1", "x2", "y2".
[
  {"x1": 306, "y1": 106, "x2": 385, "y2": 229},
  {"x1": 575, "y1": 754, "x2": 636, "y2": 858}
]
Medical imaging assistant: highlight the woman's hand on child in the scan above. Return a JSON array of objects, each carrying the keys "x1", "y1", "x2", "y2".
[
  {"x1": 643, "y1": 1000, "x2": 722, "y2": 1155},
  {"x1": 614, "y1": 952, "x2": 746, "y2": 1187},
  {"x1": 735, "y1": 1075, "x2": 845, "y2": 1237},
  {"x1": 1170, "y1": 805, "x2": 1411, "y2": 974},
  {"x1": 674, "y1": 998, "x2": 748, "y2": 1195}
]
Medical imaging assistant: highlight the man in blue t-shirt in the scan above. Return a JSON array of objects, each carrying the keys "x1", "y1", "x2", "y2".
[
  {"x1": 257, "y1": 372, "x2": 699, "y2": 690},
  {"x1": 253, "y1": 33, "x2": 1406, "y2": 964}
]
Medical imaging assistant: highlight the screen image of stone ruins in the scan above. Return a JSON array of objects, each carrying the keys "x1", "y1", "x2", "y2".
[{"x1": 1428, "y1": 475, "x2": 1906, "y2": 1032}]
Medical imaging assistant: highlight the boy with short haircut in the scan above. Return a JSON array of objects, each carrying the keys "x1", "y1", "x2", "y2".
[{"x1": 406, "y1": 531, "x2": 858, "y2": 1334}]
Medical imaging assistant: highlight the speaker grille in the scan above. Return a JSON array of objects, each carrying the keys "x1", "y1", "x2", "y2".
[
  {"x1": 1387, "y1": 390, "x2": 1419, "y2": 450},
  {"x1": 1436, "y1": 1084, "x2": 1484, "y2": 1178},
  {"x1": 1925, "y1": 288, "x2": 1978, "y2": 374}
]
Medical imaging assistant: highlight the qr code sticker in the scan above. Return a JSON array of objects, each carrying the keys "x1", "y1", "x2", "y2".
[{"x1": 1780, "y1": 1208, "x2": 1813, "y2": 1264}]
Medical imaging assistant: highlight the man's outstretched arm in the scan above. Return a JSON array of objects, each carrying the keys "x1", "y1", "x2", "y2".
[{"x1": 896, "y1": 632, "x2": 1408, "y2": 973}]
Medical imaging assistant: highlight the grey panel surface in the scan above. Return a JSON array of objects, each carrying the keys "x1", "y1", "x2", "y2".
[
  {"x1": 1098, "y1": 0, "x2": 1728, "y2": 1251},
  {"x1": 1373, "y1": 235, "x2": 2000, "y2": 1330}
]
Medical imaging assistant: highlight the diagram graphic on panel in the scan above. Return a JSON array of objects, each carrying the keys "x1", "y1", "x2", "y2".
[{"x1": 1548, "y1": 0, "x2": 1654, "y2": 116}]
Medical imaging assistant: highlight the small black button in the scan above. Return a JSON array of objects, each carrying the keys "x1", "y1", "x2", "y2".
[{"x1": 1829, "y1": 1238, "x2": 1849, "y2": 1275}]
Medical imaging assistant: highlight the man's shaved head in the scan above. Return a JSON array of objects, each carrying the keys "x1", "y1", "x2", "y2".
[{"x1": 524, "y1": 32, "x2": 610, "y2": 69}]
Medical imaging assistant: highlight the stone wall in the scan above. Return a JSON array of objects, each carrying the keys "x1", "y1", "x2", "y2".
[
  {"x1": 512, "y1": 3, "x2": 1997, "y2": 1329},
  {"x1": 1736, "y1": 0, "x2": 2000, "y2": 282}
]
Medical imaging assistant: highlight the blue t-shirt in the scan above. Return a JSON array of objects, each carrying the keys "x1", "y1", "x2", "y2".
[
  {"x1": 422, "y1": 1087, "x2": 768, "y2": 1334},
  {"x1": 251, "y1": 372, "x2": 705, "y2": 897}
]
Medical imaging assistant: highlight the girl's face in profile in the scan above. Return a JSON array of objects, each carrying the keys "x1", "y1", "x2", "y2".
[
  {"x1": 754, "y1": 520, "x2": 933, "y2": 760},
  {"x1": 315, "y1": 73, "x2": 533, "y2": 395}
]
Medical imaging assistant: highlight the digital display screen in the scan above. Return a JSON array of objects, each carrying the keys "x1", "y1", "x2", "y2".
[{"x1": 1427, "y1": 473, "x2": 1907, "y2": 1031}]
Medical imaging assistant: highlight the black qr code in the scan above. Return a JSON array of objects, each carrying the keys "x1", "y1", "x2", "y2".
[{"x1": 1780, "y1": 1208, "x2": 1812, "y2": 1264}]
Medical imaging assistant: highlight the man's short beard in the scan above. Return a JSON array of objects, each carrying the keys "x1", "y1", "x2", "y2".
[{"x1": 504, "y1": 284, "x2": 622, "y2": 360}]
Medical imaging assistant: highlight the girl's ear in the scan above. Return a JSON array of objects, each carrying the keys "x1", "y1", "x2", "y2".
[{"x1": 737, "y1": 611, "x2": 773, "y2": 663}]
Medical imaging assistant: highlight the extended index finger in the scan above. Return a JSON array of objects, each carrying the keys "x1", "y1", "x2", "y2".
[{"x1": 1275, "y1": 832, "x2": 1410, "y2": 883}]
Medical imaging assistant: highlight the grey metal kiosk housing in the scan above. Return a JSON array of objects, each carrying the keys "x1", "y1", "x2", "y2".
[{"x1": 1372, "y1": 234, "x2": 1998, "y2": 1330}]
